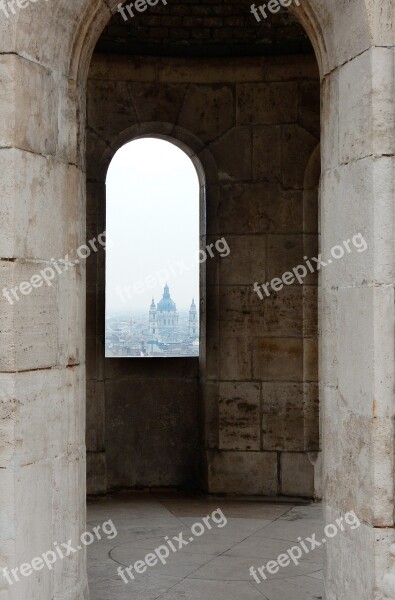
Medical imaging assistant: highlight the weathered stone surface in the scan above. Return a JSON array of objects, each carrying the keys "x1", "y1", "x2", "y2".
[
  {"x1": 219, "y1": 235, "x2": 266, "y2": 286},
  {"x1": 214, "y1": 184, "x2": 303, "y2": 235},
  {"x1": 178, "y1": 84, "x2": 234, "y2": 142},
  {"x1": 252, "y1": 126, "x2": 282, "y2": 182},
  {"x1": 204, "y1": 381, "x2": 219, "y2": 450},
  {"x1": 281, "y1": 124, "x2": 318, "y2": 189},
  {"x1": 0, "y1": 2, "x2": 393, "y2": 599},
  {"x1": 219, "y1": 285, "x2": 303, "y2": 339},
  {"x1": 219, "y1": 382, "x2": 261, "y2": 451},
  {"x1": 281, "y1": 452, "x2": 315, "y2": 496},
  {"x1": 321, "y1": 156, "x2": 394, "y2": 287},
  {"x1": 219, "y1": 337, "x2": 252, "y2": 381},
  {"x1": 298, "y1": 80, "x2": 321, "y2": 137},
  {"x1": 0, "y1": 55, "x2": 57, "y2": 155},
  {"x1": 130, "y1": 82, "x2": 188, "y2": 124},
  {"x1": 87, "y1": 80, "x2": 138, "y2": 139},
  {"x1": 207, "y1": 450, "x2": 278, "y2": 495},
  {"x1": 323, "y1": 386, "x2": 394, "y2": 526},
  {"x1": 105, "y1": 375, "x2": 200, "y2": 490},
  {"x1": 262, "y1": 382, "x2": 305, "y2": 451},
  {"x1": 236, "y1": 82, "x2": 298, "y2": 125},
  {"x1": 266, "y1": 234, "x2": 304, "y2": 280},
  {"x1": 209, "y1": 127, "x2": 252, "y2": 181},
  {"x1": 0, "y1": 149, "x2": 84, "y2": 260},
  {"x1": 338, "y1": 47, "x2": 395, "y2": 163},
  {"x1": 252, "y1": 338, "x2": 303, "y2": 381}
]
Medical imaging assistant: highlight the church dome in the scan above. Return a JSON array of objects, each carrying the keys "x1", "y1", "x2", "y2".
[{"x1": 157, "y1": 284, "x2": 177, "y2": 312}]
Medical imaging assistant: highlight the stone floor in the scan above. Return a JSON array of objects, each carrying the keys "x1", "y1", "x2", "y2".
[{"x1": 87, "y1": 492, "x2": 324, "y2": 600}]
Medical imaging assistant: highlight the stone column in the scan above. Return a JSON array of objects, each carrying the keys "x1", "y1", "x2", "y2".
[
  {"x1": 321, "y1": 45, "x2": 395, "y2": 599},
  {"x1": 0, "y1": 50, "x2": 88, "y2": 600}
]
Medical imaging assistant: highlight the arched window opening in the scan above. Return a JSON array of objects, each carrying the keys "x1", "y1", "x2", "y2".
[{"x1": 105, "y1": 138, "x2": 200, "y2": 357}]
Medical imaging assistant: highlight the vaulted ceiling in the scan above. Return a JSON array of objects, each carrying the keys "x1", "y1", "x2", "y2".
[{"x1": 95, "y1": 0, "x2": 313, "y2": 57}]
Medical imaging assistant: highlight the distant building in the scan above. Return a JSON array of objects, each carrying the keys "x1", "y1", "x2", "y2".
[
  {"x1": 149, "y1": 284, "x2": 179, "y2": 330},
  {"x1": 189, "y1": 298, "x2": 197, "y2": 337}
]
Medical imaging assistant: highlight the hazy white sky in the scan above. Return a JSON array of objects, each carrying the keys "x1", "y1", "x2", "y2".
[{"x1": 105, "y1": 138, "x2": 200, "y2": 315}]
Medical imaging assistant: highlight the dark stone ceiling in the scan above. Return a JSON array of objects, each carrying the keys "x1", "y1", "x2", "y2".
[{"x1": 95, "y1": 0, "x2": 313, "y2": 57}]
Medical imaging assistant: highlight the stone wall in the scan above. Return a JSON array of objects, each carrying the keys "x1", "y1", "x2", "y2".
[
  {"x1": 0, "y1": 1, "x2": 393, "y2": 598},
  {"x1": 86, "y1": 52, "x2": 320, "y2": 497}
]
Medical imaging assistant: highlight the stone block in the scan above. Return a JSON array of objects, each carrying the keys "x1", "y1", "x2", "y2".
[
  {"x1": 207, "y1": 450, "x2": 278, "y2": 495},
  {"x1": 266, "y1": 234, "x2": 304, "y2": 281},
  {"x1": 302, "y1": 234, "x2": 319, "y2": 285},
  {"x1": 321, "y1": 70, "x2": 339, "y2": 172},
  {"x1": 338, "y1": 47, "x2": 394, "y2": 163},
  {"x1": 321, "y1": 156, "x2": 394, "y2": 287},
  {"x1": 15, "y1": 461, "x2": 53, "y2": 567},
  {"x1": 0, "y1": 55, "x2": 57, "y2": 155},
  {"x1": 281, "y1": 124, "x2": 318, "y2": 189},
  {"x1": 261, "y1": 55, "x2": 319, "y2": 82},
  {"x1": 0, "y1": 468, "x2": 15, "y2": 541},
  {"x1": 303, "y1": 189, "x2": 320, "y2": 234},
  {"x1": 52, "y1": 450, "x2": 87, "y2": 599},
  {"x1": 203, "y1": 382, "x2": 219, "y2": 450},
  {"x1": 0, "y1": 366, "x2": 84, "y2": 467},
  {"x1": 219, "y1": 235, "x2": 266, "y2": 286},
  {"x1": 209, "y1": 127, "x2": 252, "y2": 182},
  {"x1": 89, "y1": 55, "x2": 157, "y2": 83},
  {"x1": 219, "y1": 337, "x2": 252, "y2": 381},
  {"x1": 298, "y1": 80, "x2": 320, "y2": 137},
  {"x1": 336, "y1": 286, "x2": 394, "y2": 418},
  {"x1": 304, "y1": 338, "x2": 318, "y2": 382},
  {"x1": 236, "y1": 82, "x2": 298, "y2": 125},
  {"x1": 281, "y1": 452, "x2": 315, "y2": 496},
  {"x1": 205, "y1": 284, "x2": 220, "y2": 344},
  {"x1": 324, "y1": 505, "x2": 395, "y2": 600},
  {"x1": 178, "y1": 84, "x2": 234, "y2": 142},
  {"x1": 260, "y1": 380, "x2": 318, "y2": 454},
  {"x1": 216, "y1": 184, "x2": 303, "y2": 235},
  {"x1": 323, "y1": 388, "x2": 394, "y2": 526},
  {"x1": 252, "y1": 338, "x2": 303, "y2": 381},
  {"x1": 252, "y1": 125, "x2": 282, "y2": 182},
  {"x1": 105, "y1": 377, "x2": 200, "y2": 490},
  {"x1": 262, "y1": 382, "x2": 305, "y2": 451},
  {"x1": 0, "y1": 374, "x2": 15, "y2": 467},
  {"x1": 0, "y1": 150, "x2": 84, "y2": 260},
  {"x1": 0, "y1": 261, "x2": 58, "y2": 372},
  {"x1": 129, "y1": 82, "x2": 187, "y2": 124},
  {"x1": 303, "y1": 285, "x2": 318, "y2": 337},
  {"x1": 87, "y1": 79, "x2": 138, "y2": 140},
  {"x1": 157, "y1": 57, "x2": 263, "y2": 84},
  {"x1": 219, "y1": 382, "x2": 261, "y2": 451},
  {"x1": 220, "y1": 285, "x2": 303, "y2": 339},
  {"x1": 304, "y1": 382, "x2": 320, "y2": 451},
  {"x1": 57, "y1": 266, "x2": 85, "y2": 368}
]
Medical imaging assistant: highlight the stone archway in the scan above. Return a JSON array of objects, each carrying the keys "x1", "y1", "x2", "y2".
[
  {"x1": 0, "y1": 1, "x2": 394, "y2": 599},
  {"x1": 85, "y1": 123, "x2": 211, "y2": 495}
]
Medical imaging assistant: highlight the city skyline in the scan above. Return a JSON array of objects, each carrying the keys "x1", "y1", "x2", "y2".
[{"x1": 106, "y1": 283, "x2": 199, "y2": 357}]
